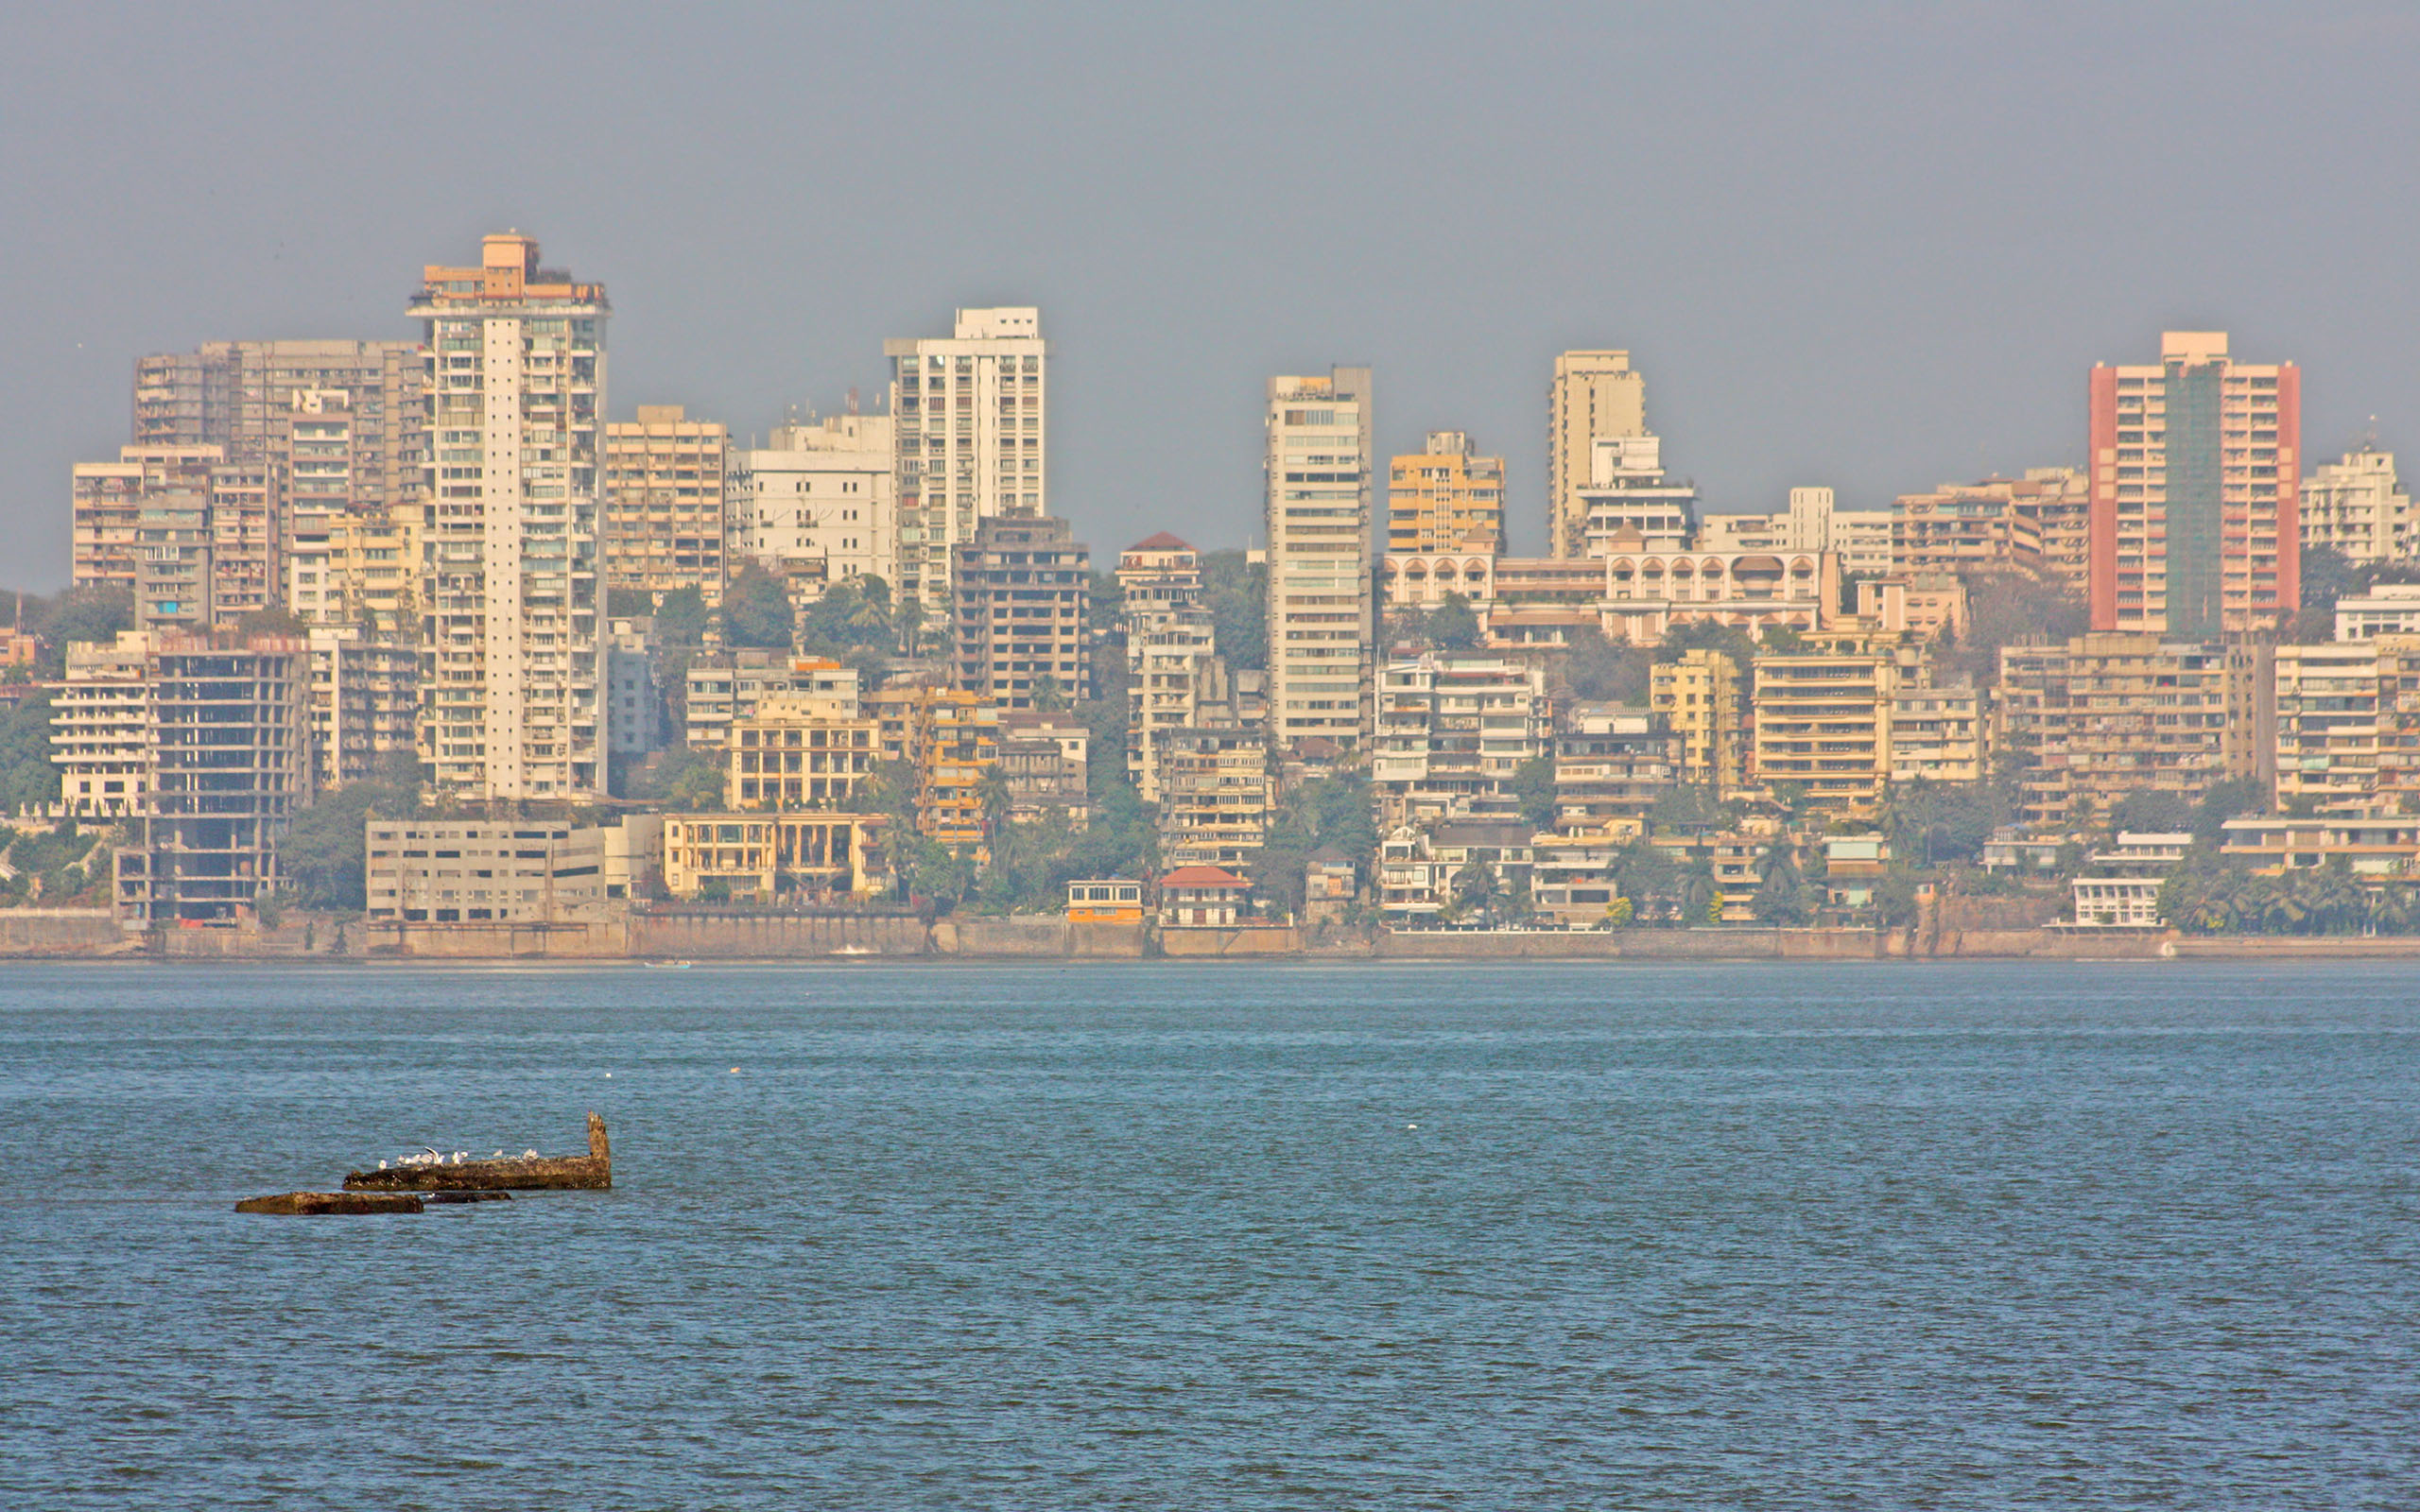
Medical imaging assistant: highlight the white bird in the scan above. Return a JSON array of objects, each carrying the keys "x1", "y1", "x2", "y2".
[{"x1": 378, "y1": 1160, "x2": 388, "y2": 1170}]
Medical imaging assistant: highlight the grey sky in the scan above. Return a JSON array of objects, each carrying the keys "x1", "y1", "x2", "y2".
[{"x1": 4, "y1": 1, "x2": 2418, "y2": 587}]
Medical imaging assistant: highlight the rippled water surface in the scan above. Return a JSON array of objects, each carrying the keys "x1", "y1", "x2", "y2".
[{"x1": 2, "y1": 959, "x2": 2416, "y2": 1508}]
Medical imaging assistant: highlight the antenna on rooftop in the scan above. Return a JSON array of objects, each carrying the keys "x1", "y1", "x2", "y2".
[{"x1": 846, "y1": 386, "x2": 861, "y2": 416}]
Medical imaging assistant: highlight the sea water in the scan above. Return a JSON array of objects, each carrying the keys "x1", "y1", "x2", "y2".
[{"x1": 1, "y1": 959, "x2": 2413, "y2": 1508}]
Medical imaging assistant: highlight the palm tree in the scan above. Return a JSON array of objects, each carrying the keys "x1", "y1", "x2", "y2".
[
  {"x1": 1754, "y1": 840, "x2": 1802, "y2": 892},
  {"x1": 1679, "y1": 858, "x2": 1720, "y2": 924},
  {"x1": 1451, "y1": 858, "x2": 1503, "y2": 924},
  {"x1": 976, "y1": 763, "x2": 1012, "y2": 844}
]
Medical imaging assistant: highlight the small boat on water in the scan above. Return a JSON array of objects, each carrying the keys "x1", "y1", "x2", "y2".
[{"x1": 643, "y1": 959, "x2": 694, "y2": 969}]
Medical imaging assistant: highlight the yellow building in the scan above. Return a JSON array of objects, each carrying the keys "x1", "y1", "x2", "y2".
[
  {"x1": 1650, "y1": 648, "x2": 1743, "y2": 793},
  {"x1": 1065, "y1": 878, "x2": 1145, "y2": 923},
  {"x1": 661, "y1": 813, "x2": 890, "y2": 902},
  {"x1": 289, "y1": 499, "x2": 424, "y2": 635},
  {"x1": 1752, "y1": 650, "x2": 1896, "y2": 811},
  {"x1": 604, "y1": 404, "x2": 729, "y2": 605},
  {"x1": 1388, "y1": 430, "x2": 1505, "y2": 555},
  {"x1": 726, "y1": 696, "x2": 879, "y2": 810}
]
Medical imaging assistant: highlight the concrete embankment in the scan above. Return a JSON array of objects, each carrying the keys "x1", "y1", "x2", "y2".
[{"x1": 18, "y1": 903, "x2": 2420, "y2": 963}]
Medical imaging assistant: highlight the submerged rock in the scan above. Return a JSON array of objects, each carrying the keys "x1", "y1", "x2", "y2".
[{"x1": 236, "y1": 1191, "x2": 424, "y2": 1215}]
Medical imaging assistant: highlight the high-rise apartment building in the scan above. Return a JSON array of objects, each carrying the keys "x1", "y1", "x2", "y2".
[
  {"x1": 1995, "y1": 633, "x2": 2273, "y2": 826},
  {"x1": 408, "y1": 232, "x2": 608, "y2": 801},
  {"x1": 1388, "y1": 431, "x2": 1505, "y2": 555},
  {"x1": 887, "y1": 308, "x2": 1046, "y2": 614},
  {"x1": 729, "y1": 414, "x2": 898, "y2": 597},
  {"x1": 950, "y1": 515, "x2": 1090, "y2": 710},
  {"x1": 1265, "y1": 367, "x2": 1374, "y2": 751},
  {"x1": 70, "y1": 444, "x2": 278, "y2": 634},
  {"x1": 603, "y1": 404, "x2": 728, "y2": 606},
  {"x1": 73, "y1": 444, "x2": 218, "y2": 605},
  {"x1": 2088, "y1": 332, "x2": 2301, "y2": 636},
  {"x1": 133, "y1": 338, "x2": 424, "y2": 513},
  {"x1": 2300, "y1": 446, "x2": 2412, "y2": 565},
  {"x1": 1547, "y1": 351, "x2": 1648, "y2": 558},
  {"x1": 1570, "y1": 434, "x2": 1697, "y2": 555}
]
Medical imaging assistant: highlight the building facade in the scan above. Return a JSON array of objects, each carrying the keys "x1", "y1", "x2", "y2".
[
  {"x1": 729, "y1": 414, "x2": 898, "y2": 601},
  {"x1": 2299, "y1": 446, "x2": 2412, "y2": 565},
  {"x1": 951, "y1": 514, "x2": 1089, "y2": 710},
  {"x1": 887, "y1": 307, "x2": 1046, "y2": 614},
  {"x1": 409, "y1": 232, "x2": 608, "y2": 800},
  {"x1": 1995, "y1": 633, "x2": 2273, "y2": 826},
  {"x1": 1388, "y1": 431, "x2": 1505, "y2": 555},
  {"x1": 1265, "y1": 367, "x2": 1374, "y2": 751},
  {"x1": 603, "y1": 404, "x2": 728, "y2": 606},
  {"x1": 2088, "y1": 331, "x2": 2300, "y2": 637},
  {"x1": 1547, "y1": 351, "x2": 1648, "y2": 558}
]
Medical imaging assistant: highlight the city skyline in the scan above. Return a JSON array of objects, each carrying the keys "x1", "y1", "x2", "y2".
[{"x1": 8, "y1": 5, "x2": 2420, "y2": 583}]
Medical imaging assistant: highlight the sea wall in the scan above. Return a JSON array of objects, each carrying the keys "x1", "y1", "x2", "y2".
[
  {"x1": 0, "y1": 909, "x2": 130, "y2": 956},
  {"x1": 629, "y1": 910, "x2": 928, "y2": 959},
  {"x1": 1374, "y1": 927, "x2": 1885, "y2": 960},
  {"x1": 1159, "y1": 924, "x2": 1304, "y2": 957}
]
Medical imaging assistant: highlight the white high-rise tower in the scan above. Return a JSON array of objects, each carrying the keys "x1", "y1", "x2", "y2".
[
  {"x1": 408, "y1": 232, "x2": 608, "y2": 800},
  {"x1": 1264, "y1": 366, "x2": 1374, "y2": 752},
  {"x1": 886, "y1": 307, "x2": 1047, "y2": 617}
]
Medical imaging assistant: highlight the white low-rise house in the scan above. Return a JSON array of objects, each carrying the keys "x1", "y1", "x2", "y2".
[
  {"x1": 2069, "y1": 832, "x2": 2190, "y2": 927},
  {"x1": 2334, "y1": 582, "x2": 2420, "y2": 642}
]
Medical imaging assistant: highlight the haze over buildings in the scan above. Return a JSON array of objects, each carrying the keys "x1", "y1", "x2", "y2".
[{"x1": 7, "y1": 7, "x2": 2419, "y2": 577}]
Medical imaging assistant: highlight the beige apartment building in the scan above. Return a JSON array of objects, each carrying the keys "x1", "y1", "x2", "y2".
[
  {"x1": 50, "y1": 630, "x2": 313, "y2": 927},
  {"x1": 604, "y1": 404, "x2": 729, "y2": 606},
  {"x1": 887, "y1": 307, "x2": 1046, "y2": 614},
  {"x1": 2273, "y1": 637, "x2": 2420, "y2": 816},
  {"x1": 134, "y1": 337, "x2": 424, "y2": 514},
  {"x1": 950, "y1": 514, "x2": 1089, "y2": 710},
  {"x1": 1157, "y1": 728, "x2": 1272, "y2": 869},
  {"x1": 1265, "y1": 367, "x2": 1374, "y2": 751},
  {"x1": 1547, "y1": 351, "x2": 1648, "y2": 558},
  {"x1": 410, "y1": 232, "x2": 608, "y2": 801},
  {"x1": 2299, "y1": 446, "x2": 2412, "y2": 565},
  {"x1": 1388, "y1": 431, "x2": 1506, "y2": 555},
  {"x1": 1995, "y1": 634, "x2": 2273, "y2": 826},
  {"x1": 1371, "y1": 654, "x2": 1549, "y2": 822},
  {"x1": 729, "y1": 414, "x2": 898, "y2": 603},
  {"x1": 1752, "y1": 647, "x2": 1896, "y2": 811},
  {"x1": 1890, "y1": 672, "x2": 1986, "y2": 785}
]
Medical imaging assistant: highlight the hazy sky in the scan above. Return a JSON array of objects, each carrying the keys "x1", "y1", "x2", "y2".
[{"x1": 5, "y1": 2, "x2": 2419, "y2": 587}]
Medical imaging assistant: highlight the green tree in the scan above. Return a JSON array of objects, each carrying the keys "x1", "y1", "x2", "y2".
[
  {"x1": 1202, "y1": 550, "x2": 1268, "y2": 671},
  {"x1": 1558, "y1": 623, "x2": 1651, "y2": 704},
  {"x1": 1655, "y1": 619, "x2": 1760, "y2": 669},
  {"x1": 0, "y1": 689, "x2": 62, "y2": 815},
  {"x1": 722, "y1": 565, "x2": 795, "y2": 650},
  {"x1": 654, "y1": 585, "x2": 710, "y2": 647},
  {"x1": 1511, "y1": 755, "x2": 1559, "y2": 832},
  {"x1": 1450, "y1": 857, "x2": 1503, "y2": 922},
  {"x1": 1428, "y1": 592, "x2": 1482, "y2": 652},
  {"x1": 277, "y1": 753, "x2": 424, "y2": 911}
]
